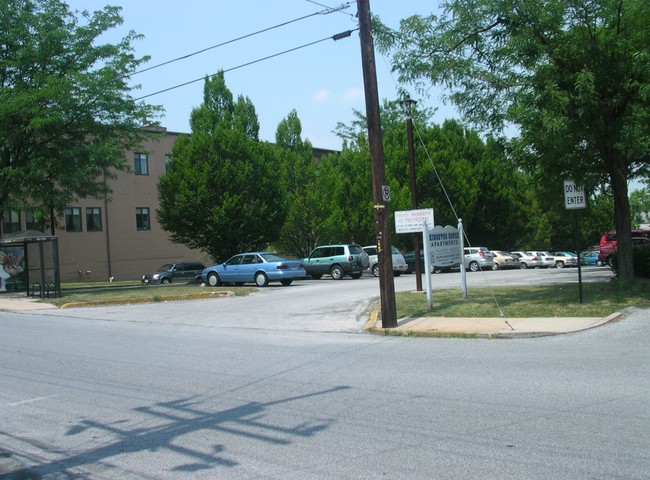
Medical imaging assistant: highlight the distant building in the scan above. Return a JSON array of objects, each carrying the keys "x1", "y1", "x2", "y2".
[
  {"x1": 1, "y1": 127, "x2": 336, "y2": 283},
  {"x1": 1, "y1": 127, "x2": 197, "y2": 283}
]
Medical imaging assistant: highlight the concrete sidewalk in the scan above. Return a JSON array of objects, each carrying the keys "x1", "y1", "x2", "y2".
[
  {"x1": 365, "y1": 310, "x2": 623, "y2": 337},
  {"x1": 0, "y1": 292, "x2": 623, "y2": 337},
  {"x1": 0, "y1": 293, "x2": 58, "y2": 312}
]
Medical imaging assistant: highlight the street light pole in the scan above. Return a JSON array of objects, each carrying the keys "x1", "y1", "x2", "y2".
[
  {"x1": 358, "y1": 0, "x2": 397, "y2": 328},
  {"x1": 400, "y1": 96, "x2": 421, "y2": 291}
]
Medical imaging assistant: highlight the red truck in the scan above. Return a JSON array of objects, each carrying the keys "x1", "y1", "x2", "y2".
[{"x1": 598, "y1": 229, "x2": 650, "y2": 266}]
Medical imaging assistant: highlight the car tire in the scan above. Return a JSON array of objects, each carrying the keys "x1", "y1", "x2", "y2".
[
  {"x1": 281, "y1": 280, "x2": 293, "y2": 286},
  {"x1": 469, "y1": 261, "x2": 480, "y2": 272},
  {"x1": 161, "y1": 277, "x2": 171, "y2": 284},
  {"x1": 520, "y1": 262, "x2": 528, "y2": 269},
  {"x1": 372, "y1": 264, "x2": 379, "y2": 277},
  {"x1": 330, "y1": 265, "x2": 344, "y2": 280},
  {"x1": 492, "y1": 263, "x2": 499, "y2": 271},
  {"x1": 556, "y1": 261, "x2": 564, "y2": 269},
  {"x1": 207, "y1": 272, "x2": 221, "y2": 287},
  {"x1": 255, "y1": 272, "x2": 269, "y2": 287}
]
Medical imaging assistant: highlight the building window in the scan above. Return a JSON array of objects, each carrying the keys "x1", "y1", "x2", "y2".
[
  {"x1": 134, "y1": 152, "x2": 148, "y2": 175},
  {"x1": 24, "y1": 210, "x2": 45, "y2": 232},
  {"x1": 136, "y1": 207, "x2": 150, "y2": 230},
  {"x1": 86, "y1": 207, "x2": 102, "y2": 232},
  {"x1": 2, "y1": 210, "x2": 20, "y2": 234},
  {"x1": 165, "y1": 154, "x2": 172, "y2": 173},
  {"x1": 64, "y1": 207, "x2": 82, "y2": 232}
]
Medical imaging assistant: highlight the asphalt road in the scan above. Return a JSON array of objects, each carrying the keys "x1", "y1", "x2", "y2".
[{"x1": 2, "y1": 265, "x2": 647, "y2": 479}]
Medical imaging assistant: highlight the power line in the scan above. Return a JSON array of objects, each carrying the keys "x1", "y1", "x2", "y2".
[
  {"x1": 132, "y1": 2, "x2": 353, "y2": 76},
  {"x1": 134, "y1": 29, "x2": 358, "y2": 101}
]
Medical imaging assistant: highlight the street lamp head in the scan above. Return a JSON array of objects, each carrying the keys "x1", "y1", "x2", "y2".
[{"x1": 399, "y1": 96, "x2": 417, "y2": 115}]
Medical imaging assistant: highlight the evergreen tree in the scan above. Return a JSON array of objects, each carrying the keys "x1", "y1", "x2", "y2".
[{"x1": 157, "y1": 72, "x2": 285, "y2": 262}]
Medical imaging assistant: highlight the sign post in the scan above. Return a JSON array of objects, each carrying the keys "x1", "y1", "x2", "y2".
[
  {"x1": 564, "y1": 180, "x2": 586, "y2": 304},
  {"x1": 395, "y1": 209, "x2": 435, "y2": 292}
]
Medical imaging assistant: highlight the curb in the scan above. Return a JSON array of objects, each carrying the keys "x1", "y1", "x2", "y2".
[
  {"x1": 363, "y1": 304, "x2": 626, "y2": 338},
  {"x1": 59, "y1": 290, "x2": 235, "y2": 309}
]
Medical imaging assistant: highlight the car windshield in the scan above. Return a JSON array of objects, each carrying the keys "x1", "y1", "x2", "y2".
[
  {"x1": 391, "y1": 246, "x2": 401, "y2": 254},
  {"x1": 260, "y1": 253, "x2": 286, "y2": 262},
  {"x1": 156, "y1": 264, "x2": 173, "y2": 272}
]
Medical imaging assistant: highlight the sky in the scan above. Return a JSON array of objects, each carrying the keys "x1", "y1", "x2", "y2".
[{"x1": 64, "y1": 0, "x2": 450, "y2": 151}]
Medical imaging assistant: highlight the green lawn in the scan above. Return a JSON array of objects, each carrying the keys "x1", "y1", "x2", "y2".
[
  {"x1": 395, "y1": 278, "x2": 650, "y2": 319},
  {"x1": 46, "y1": 282, "x2": 255, "y2": 308}
]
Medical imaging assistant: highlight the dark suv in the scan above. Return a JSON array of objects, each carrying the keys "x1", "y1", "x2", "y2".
[
  {"x1": 303, "y1": 244, "x2": 369, "y2": 280},
  {"x1": 141, "y1": 261, "x2": 205, "y2": 284}
]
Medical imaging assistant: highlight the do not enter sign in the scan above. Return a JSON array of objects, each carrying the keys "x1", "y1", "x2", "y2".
[{"x1": 564, "y1": 180, "x2": 586, "y2": 210}]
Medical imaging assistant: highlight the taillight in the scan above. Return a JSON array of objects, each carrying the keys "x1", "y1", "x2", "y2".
[
  {"x1": 276, "y1": 265, "x2": 288, "y2": 270},
  {"x1": 478, "y1": 251, "x2": 485, "y2": 257},
  {"x1": 532, "y1": 256, "x2": 539, "y2": 260}
]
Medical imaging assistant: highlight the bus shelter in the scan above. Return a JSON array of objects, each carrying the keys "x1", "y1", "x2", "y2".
[{"x1": 0, "y1": 230, "x2": 61, "y2": 298}]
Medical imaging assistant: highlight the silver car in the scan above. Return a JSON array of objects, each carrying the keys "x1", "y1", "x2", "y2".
[
  {"x1": 511, "y1": 251, "x2": 548, "y2": 269},
  {"x1": 463, "y1": 247, "x2": 495, "y2": 272},
  {"x1": 363, "y1": 245, "x2": 408, "y2": 277}
]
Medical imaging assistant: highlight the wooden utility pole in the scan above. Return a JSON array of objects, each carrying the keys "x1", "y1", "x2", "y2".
[{"x1": 357, "y1": 0, "x2": 397, "y2": 328}]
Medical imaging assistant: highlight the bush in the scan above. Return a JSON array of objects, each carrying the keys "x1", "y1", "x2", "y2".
[{"x1": 611, "y1": 246, "x2": 650, "y2": 278}]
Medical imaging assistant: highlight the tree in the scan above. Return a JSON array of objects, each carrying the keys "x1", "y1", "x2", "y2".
[
  {"x1": 0, "y1": 0, "x2": 161, "y2": 233},
  {"x1": 630, "y1": 183, "x2": 650, "y2": 227},
  {"x1": 375, "y1": 0, "x2": 650, "y2": 278},
  {"x1": 157, "y1": 72, "x2": 286, "y2": 262},
  {"x1": 274, "y1": 110, "x2": 324, "y2": 258},
  {"x1": 334, "y1": 101, "x2": 546, "y2": 251}
]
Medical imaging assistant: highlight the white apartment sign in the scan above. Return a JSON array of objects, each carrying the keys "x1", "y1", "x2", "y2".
[
  {"x1": 564, "y1": 180, "x2": 586, "y2": 210},
  {"x1": 395, "y1": 209, "x2": 434, "y2": 234},
  {"x1": 428, "y1": 225, "x2": 462, "y2": 267}
]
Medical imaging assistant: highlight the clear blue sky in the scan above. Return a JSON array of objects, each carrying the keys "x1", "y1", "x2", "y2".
[{"x1": 65, "y1": 0, "x2": 451, "y2": 150}]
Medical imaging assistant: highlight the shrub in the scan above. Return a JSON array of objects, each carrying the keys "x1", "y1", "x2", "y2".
[{"x1": 611, "y1": 246, "x2": 650, "y2": 278}]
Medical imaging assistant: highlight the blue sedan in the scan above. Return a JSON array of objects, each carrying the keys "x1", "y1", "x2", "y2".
[
  {"x1": 201, "y1": 252, "x2": 306, "y2": 287},
  {"x1": 580, "y1": 251, "x2": 601, "y2": 266}
]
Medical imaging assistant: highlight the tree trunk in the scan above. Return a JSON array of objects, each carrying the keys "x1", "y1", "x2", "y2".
[{"x1": 611, "y1": 165, "x2": 634, "y2": 278}]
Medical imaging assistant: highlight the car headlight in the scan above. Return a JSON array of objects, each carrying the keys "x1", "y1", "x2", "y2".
[{"x1": 152, "y1": 273, "x2": 161, "y2": 280}]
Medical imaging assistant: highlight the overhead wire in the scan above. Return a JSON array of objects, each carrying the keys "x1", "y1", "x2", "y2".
[
  {"x1": 132, "y1": 2, "x2": 354, "y2": 76},
  {"x1": 134, "y1": 29, "x2": 358, "y2": 101}
]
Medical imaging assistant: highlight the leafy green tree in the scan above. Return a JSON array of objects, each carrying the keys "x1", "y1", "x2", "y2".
[
  {"x1": 0, "y1": 0, "x2": 161, "y2": 233},
  {"x1": 335, "y1": 102, "x2": 545, "y2": 251},
  {"x1": 375, "y1": 0, "x2": 650, "y2": 278},
  {"x1": 630, "y1": 183, "x2": 650, "y2": 228},
  {"x1": 157, "y1": 72, "x2": 285, "y2": 262},
  {"x1": 274, "y1": 110, "x2": 325, "y2": 258}
]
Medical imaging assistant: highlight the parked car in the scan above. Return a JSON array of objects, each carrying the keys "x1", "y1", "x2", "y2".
[
  {"x1": 141, "y1": 261, "x2": 205, "y2": 284},
  {"x1": 511, "y1": 251, "x2": 546, "y2": 269},
  {"x1": 539, "y1": 252, "x2": 557, "y2": 268},
  {"x1": 580, "y1": 251, "x2": 601, "y2": 266},
  {"x1": 463, "y1": 247, "x2": 495, "y2": 272},
  {"x1": 490, "y1": 250, "x2": 521, "y2": 270},
  {"x1": 549, "y1": 251, "x2": 578, "y2": 268},
  {"x1": 363, "y1": 245, "x2": 408, "y2": 277},
  {"x1": 201, "y1": 252, "x2": 305, "y2": 287},
  {"x1": 303, "y1": 244, "x2": 369, "y2": 280},
  {"x1": 598, "y1": 229, "x2": 650, "y2": 266}
]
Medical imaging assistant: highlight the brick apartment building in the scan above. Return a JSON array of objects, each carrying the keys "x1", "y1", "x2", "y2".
[
  {"x1": 1, "y1": 127, "x2": 336, "y2": 286},
  {"x1": 2, "y1": 126, "x2": 204, "y2": 284}
]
